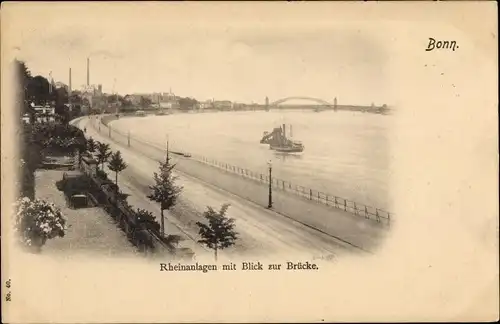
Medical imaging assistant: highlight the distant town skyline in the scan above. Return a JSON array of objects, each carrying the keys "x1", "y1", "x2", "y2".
[{"x1": 6, "y1": 3, "x2": 414, "y2": 105}]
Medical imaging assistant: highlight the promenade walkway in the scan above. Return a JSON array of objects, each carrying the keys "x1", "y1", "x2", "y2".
[
  {"x1": 77, "y1": 117, "x2": 387, "y2": 256},
  {"x1": 36, "y1": 169, "x2": 138, "y2": 257}
]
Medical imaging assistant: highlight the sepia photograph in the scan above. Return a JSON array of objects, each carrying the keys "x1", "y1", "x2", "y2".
[
  {"x1": 8, "y1": 4, "x2": 392, "y2": 262},
  {"x1": 1, "y1": 2, "x2": 498, "y2": 323}
]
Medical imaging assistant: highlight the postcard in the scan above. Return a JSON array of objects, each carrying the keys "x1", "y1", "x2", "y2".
[{"x1": 1, "y1": 1, "x2": 498, "y2": 322}]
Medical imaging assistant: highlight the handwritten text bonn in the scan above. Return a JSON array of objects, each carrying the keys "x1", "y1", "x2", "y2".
[{"x1": 426, "y1": 38, "x2": 458, "y2": 52}]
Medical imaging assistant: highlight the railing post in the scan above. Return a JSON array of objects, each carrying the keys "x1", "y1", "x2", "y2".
[
  {"x1": 344, "y1": 200, "x2": 347, "y2": 211},
  {"x1": 376, "y1": 209, "x2": 381, "y2": 223},
  {"x1": 108, "y1": 126, "x2": 111, "y2": 138},
  {"x1": 365, "y1": 206, "x2": 368, "y2": 219},
  {"x1": 309, "y1": 189, "x2": 312, "y2": 200},
  {"x1": 127, "y1": 131, "x2": 131, "y2": 147}
]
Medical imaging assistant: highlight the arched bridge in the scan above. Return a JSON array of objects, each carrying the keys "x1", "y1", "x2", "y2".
[
  {"x1": 262, "y1": 96, "x2": 388, "y2": 114},
  {"x1": 270, "y1": 96, "x2": 333, "y2": 106}
]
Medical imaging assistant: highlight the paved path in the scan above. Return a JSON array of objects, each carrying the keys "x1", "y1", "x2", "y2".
[
  {"x1": 35, "y1": 169, "x2": 139, "y2": 257},
  {"x1": 76, "y1": 117, "x2": 386, "y2": 258}
]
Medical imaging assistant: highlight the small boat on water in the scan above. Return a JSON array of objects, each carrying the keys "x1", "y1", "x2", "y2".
[{"x1": 260, "y1": 123, "x2": 304, "y2": 153}]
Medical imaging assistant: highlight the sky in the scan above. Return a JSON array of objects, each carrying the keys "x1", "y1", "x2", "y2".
[{"x1": 3, "y1": 2, "x2": 496, "y2": 105}]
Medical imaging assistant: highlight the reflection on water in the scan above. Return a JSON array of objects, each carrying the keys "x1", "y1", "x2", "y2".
[
  {"x1": 111, "y1": 110, "x2": 391, "y2": 210},
  {"x1": 273, "y1": 151, "x2": 304, "y2": 162}
]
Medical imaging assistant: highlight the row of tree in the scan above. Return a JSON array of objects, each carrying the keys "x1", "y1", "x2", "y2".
[
  {"x1": 14, "y1": 62, "x2": 85, "y2": 252},
  {"x1": 82, "y1": 138, "x2": 167, "y2": 236},
  {"x1": 83, "y1": 134, "x2": 238, "y2": 260},
  {"x1": 178, "y1": 97, "x2": 198, "y2": 110},
  {"x1": 14, "y1": 60, "x2": 238, "y2": 260}
]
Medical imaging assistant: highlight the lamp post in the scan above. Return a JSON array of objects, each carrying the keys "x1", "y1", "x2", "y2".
[
  {"x1": 166, "y1": 134, "x2": 170, "y2": 163},
  {"x1": 267, "y1": 160, "x2": 273, "y2": 208}
]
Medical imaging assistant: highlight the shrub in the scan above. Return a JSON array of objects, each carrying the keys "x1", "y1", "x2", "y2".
[
  {"x1": 163, "y1": 234, "x2": 182, "y2": 247},
  {"x1": 96, "y1": 169, "x2": 109, "y2": 180},
  {"x1": 14, "y1": 197, "x2": 67, "y2": 252},
  {"x1": 31, "y1": 122, "x2": 86, "y2": 153},
  {"x1": 135, "y1": 208, "x2": 160, "y2": 232}
]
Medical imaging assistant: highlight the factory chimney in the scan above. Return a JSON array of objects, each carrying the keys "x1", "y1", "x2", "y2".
[
  {"x1": 69, "y1": 68, "x2": 72, "y2": 95},
  {"x1": 87, "y1": 57, "x2": 90, "y2": 86},
  {"x1": 68, "y1": 67, "x2": 72, "y2": 109}
]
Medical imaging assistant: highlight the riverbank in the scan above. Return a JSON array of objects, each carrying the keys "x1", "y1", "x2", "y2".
[
  {"x1": 102, "y1": 111, "x2": 391, "y2": 213},
  {"x1": 76, "y1": 116, "x2": 386, "y2": 254}
]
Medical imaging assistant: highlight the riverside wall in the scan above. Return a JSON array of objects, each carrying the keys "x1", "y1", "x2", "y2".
[
  {"x1": 82, "y1": 115, "x2": 389, "y2": 252},
  {"x1": 98, "y1": 113, "x2": 392, "y2": 226}
]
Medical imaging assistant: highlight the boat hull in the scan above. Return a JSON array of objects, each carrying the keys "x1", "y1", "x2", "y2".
[{"x1": 270, "y1": 145, "x2": 304, "y2": 153}]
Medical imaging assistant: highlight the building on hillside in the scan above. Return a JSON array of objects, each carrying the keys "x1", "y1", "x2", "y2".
[
  {"x1": 123, "y1": 90, "x2": 180, "y2": 110},
  {"x1": 159, "y1": 101, "x2": 180, "y2": 110},
  {"x1": 213, "y1": 100, "x2": 233, "y2": 110},
  {"x1": 232, "y1": 102, "x2": 246, "y2": 110},
  {"x1": 31, "y1": 103, "x2": 56, "y2": 123},
  {"x1": 158, "y1": 90, "x2": 179, "y2": 109},
  {"x1": 80, "y1": 84, "x2": 105, "y2": 113},
  {"x1": 198, "y1": 100, "x2": 213, "y2": 110},
  {"x1": 22, "y1": 114, "x2": 30, "y2": 124},
  {"x1": 160, "y1": 89, "x2": 177, "y2": 102}
]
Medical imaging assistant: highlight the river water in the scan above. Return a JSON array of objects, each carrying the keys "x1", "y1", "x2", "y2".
[{"x1": 110, "y1": 110, "x2": 391, "y2": 211}]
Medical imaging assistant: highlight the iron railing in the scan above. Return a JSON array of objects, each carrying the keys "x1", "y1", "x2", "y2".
[{"x1": 91, "y1": 115, "x2": 392, "y2": 226}]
